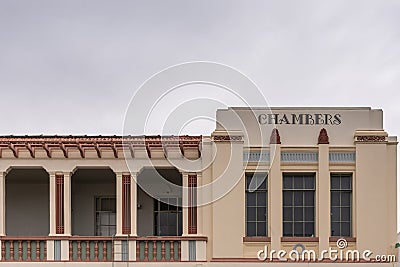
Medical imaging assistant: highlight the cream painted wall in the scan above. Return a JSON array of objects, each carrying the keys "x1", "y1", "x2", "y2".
[
  {"x1": 137, "y1": 186, "x2": 154, "y2": 236},
  {"x1": 217, "y1": 107, "x2": 383, "y2": 146},
  {"x1": 6, "y1": 179, "x2": 49, "y2": 236}
]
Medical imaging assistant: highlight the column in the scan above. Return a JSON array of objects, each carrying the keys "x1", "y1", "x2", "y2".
[
  {"x1": 116, "y1": 172, "x2": 123, "y2": 236},
  {"x1": 117, "y1": 172, "x2": 135, "y2": 236},
  {"x1": 49, "y1": 172, "x2": 57, "y2": 236},
  {"x1": 188, "y1": 174, "x2": 198, "y2": 235},
  {"x1": 130, "y1": 173, "x2": 137, "y2": 236},
  {"x1": 63, "y1": 172, "x2": 71, "y2": 236},
  {"x1": 182, "y1": 172, "x2": 189, "y2": 236},
  {"x1": 0, "y1": 172, "x2": 5, "y2": 236},
  {"x1": 269, "y1": 143, "x2": 281, "y2": 252},
  {"x1": 318, "y1": 131, "x2": 330, "y2": 253}
]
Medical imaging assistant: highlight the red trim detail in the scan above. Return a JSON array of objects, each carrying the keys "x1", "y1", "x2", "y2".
[
  {"x1": 0, "y1": 135, "x2": 202, "y2": 158},
  {"x1": 55, "y1": 174, "x2": 64, "y2": 234},
  {"x1": 269, "y1": 128, "x2": 281, "y2": 144},
  {"x1": 122, "y1": 175, "x2": 131, "y2": 235},
  {"x1": 188, "y1": 174, "x2": 197, "y2": 235}
]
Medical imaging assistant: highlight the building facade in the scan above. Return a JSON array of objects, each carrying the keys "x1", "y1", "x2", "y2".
[{"x1": 0, "y1": 107, "x2": 397, "y2": 266}]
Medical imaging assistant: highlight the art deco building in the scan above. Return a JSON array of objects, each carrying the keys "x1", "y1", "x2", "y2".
[{"x1": 0, "y1": 107, "x2": 397, "y2": 266}]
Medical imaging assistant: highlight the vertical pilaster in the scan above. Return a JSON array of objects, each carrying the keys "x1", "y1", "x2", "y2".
[
  {"x1": 0, "y1": 172, "x2": 5, "y2": 236},
  {"x1": 182, "y1": 172, "x2": 189, "y2": 236},
  {"x1": 269, "y1": 143, "x2": 281, "y2": 252},
  {"x1": 130, "y1": 173, "x2": 137, "y2": 236},
  {"x1": 49, "y1": 172, "x2": 56, "y2": 236},
  {"x1": 116, "y1": 172, "x2": 123, "y2": 236},
  {"x1": 122, "y1": 174, "x2": 131, "y2": 235},
  {"x1": 188, "y1": 174, "x2": 197, "y2": 235},
  {"x1": 318, "y1": 143, "x2": 330, "y2": 253},
  {"x1": 55, "y1": 174, "x2": 64, "y2": 235},
  {"x1": 63, "y1": 172, "x2": 71, "y2": 236}
]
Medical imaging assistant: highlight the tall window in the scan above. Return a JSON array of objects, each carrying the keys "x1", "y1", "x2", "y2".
[
  {"x1": 154, "y1": 198, "x2": 182, "y2": 236},
  {"x1": 331, "y1": 173, "x2": 352, "y2": 237},
  {"x1": 283, "y1": 173, "x2": 315, "y2": 237},
  {"x1": 245, "y1": 173, "x2": 268, "y2": 236},
  {"x1": 95, "y1": 196, "x2": 116, "y2": 236}
]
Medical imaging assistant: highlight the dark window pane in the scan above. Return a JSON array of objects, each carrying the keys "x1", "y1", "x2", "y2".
[
  {"x1": 294, "y1": 222, "x2": 303, "y2": 236},
  {"x1": 305, "y1": 222, "x2": 314, "y2": 236},
  {"x1": 283, "y1": 207, "x2": 293, "y2": 221},
  {"x1": 247, "y1": 207, "x2": 256, "y2": 221},
  {"x1": 168, "y1": 213, "x2": 177, "y2": 225},
  {"x1": 341, "y1": 222, "x2": 351, "y2": 237},
  {"x1": 247, "y1": 222, "x2": 256, "y2": 236},
  {"x1": 257, "y1": 222, "x2": 266, "y2": 236},
  {"x1": 294, "y1": 207, "x2": 303, "y2": 221},
  {"x1": 257, "y1": 207, "x2": 266, "y2": 221},
  {"x1": 331, "y1": 222, "x2": 340, "y2": 236},
  {"x1": 331, "y1": 192, "x2": 340, "y2": 206},
  {"x1": 283, "y1": 177, "x2": 293, "y2": 189},
  {"x1": 304, "y1": 176, "x2": 314, "y2": 189},
  {"x1": 160, "y1": 226, "x2": 168, "y2": 236},
  {"x1": 331, "y1": 176, "x2": 340, "y2": 190},
  {"x1": 293, "y1": 191, "x2": 303, "y2": 206},
  {"x1": 246, "y1": 192, "x2": 256, "y2": 206},
  {"x1": 341, "y1": 207, "x2": 351, "y2": 221},
  {"x1": 341, "y1": 176, "x2": 352, "y2": 190},
  {"x1": 341, "y1": 192, "x2": 351, "y2": 206},
  {"x1": 246, "y1": 175, "x2": 252, "y2": 189},
  {"x1": 257, "y1": 192, "x2": 267, "y2": 206},
  {"x1": 178, "y1": 213, "x2": 182, "y2": 235},
  {"x1": 259, "y1": 179, "x2": 267, "y2": 190},
  {"x1": 294, "y1": 177, "x2": 303, "y2": 189},
  {"x1": 331, "y1": 207, "x2": 340, "y2": 221},
  {"x1": 160, "y1": 202, "x2": 169, "y2": 211},
  {"x1": 304, "y1": 192, "x2": 314, "y2": 206},
  {"x1": 168, "y1": 226, "x2": 177, "y2": 236},
  {"x1": 283, "y1": 191, "x2": 293, "y2": 206},
  {"x1": 283, "y1": 222, "x2": 292, "y2": 236},
  {"x1": 304, "y1": 207, "x2": 314, "y2": 221}
]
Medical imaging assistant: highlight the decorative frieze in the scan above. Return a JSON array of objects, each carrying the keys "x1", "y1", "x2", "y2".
[
  {"x1": 329, "y1": 152, "x2": 355, "y2": 162},
  {"x1": 212, "y1": 135, "x2": 243, "y2": 142},
  {"x1": 243, "y1": 151, "x2": 270, "y2": 162},
  {"x1": 281, "y1": 152, "x2": 318, "y2": 162},
  {"x1": 355, "y1": 136, "x2": 386, "y2": 143},
  {"x1": 0, "y1": 136, "x2": 202, "y2": 159}
]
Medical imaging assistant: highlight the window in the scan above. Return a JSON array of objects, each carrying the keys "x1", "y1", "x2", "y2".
[
  {"x1": 283, "y1": 173, "x2": 315, "y2": 237},
  {"x1": 95, "y1": 197, "x2": 116, "y2": 236},
  {"x1": 331, "y1": 173, "x2": 352, "y2": 237},
  {"x1": 154, "y1": 198, "x2": 182, "y2": 236},
  {"x1": 245, "y1": 173, "x2": 268, "y2": 236}
]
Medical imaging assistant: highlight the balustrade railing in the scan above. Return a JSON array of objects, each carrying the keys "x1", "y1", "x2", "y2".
[{"x1": 0, "y1": 237, "x2": 47, "y2": 262}]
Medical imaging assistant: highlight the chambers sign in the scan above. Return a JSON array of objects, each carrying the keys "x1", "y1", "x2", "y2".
[{"x1": 258, "y1": 113, "x2": 342, "y2": 125}]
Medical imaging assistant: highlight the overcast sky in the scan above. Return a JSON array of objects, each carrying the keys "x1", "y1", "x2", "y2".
[{"x1": 0, "y1": 1, "x2": 399, "y2": 225}]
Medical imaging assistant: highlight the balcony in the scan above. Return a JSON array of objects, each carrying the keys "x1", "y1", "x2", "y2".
[{"x1": 0, "y1": 236, "x2": 206, "y2": 262}]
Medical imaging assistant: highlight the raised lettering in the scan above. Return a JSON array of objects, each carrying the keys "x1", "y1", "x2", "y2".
[
  {"x1": 258, "y1": 114, "x2": 267, "y2": 124},
  {"x1": 315, "y1": 114, "x2": 324, "y2": 125},
  {"x1": 292, "y1": 114, "x2": 303, "y2": 124},
  {"x1": 333, "y1": 114, "x2": 342, "y2": 125},
  {"x1": 279, "y1": 114, "x2": 290, "y2": 124},
  {"x1": 305, "y1": 114, "x2": 315, "y2": 125}
]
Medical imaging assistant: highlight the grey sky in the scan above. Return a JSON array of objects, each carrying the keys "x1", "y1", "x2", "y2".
[{"x1": 0, "y1": 0, "x2": 399, "y2": 228}]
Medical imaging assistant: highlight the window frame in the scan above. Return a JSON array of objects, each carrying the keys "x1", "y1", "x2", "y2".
[
  {"x1": 94, "y1": 195, "x2": 116, "y2": 236},
  {"x1": 330, "y1": 173, "x2": 353, "y2": 237},
  {"x1": 282, "y1": 173, "x2": 316, "y2": 237},
  {"x1": 245, "y1": 172, "x2": 268, "y2": 237}
]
